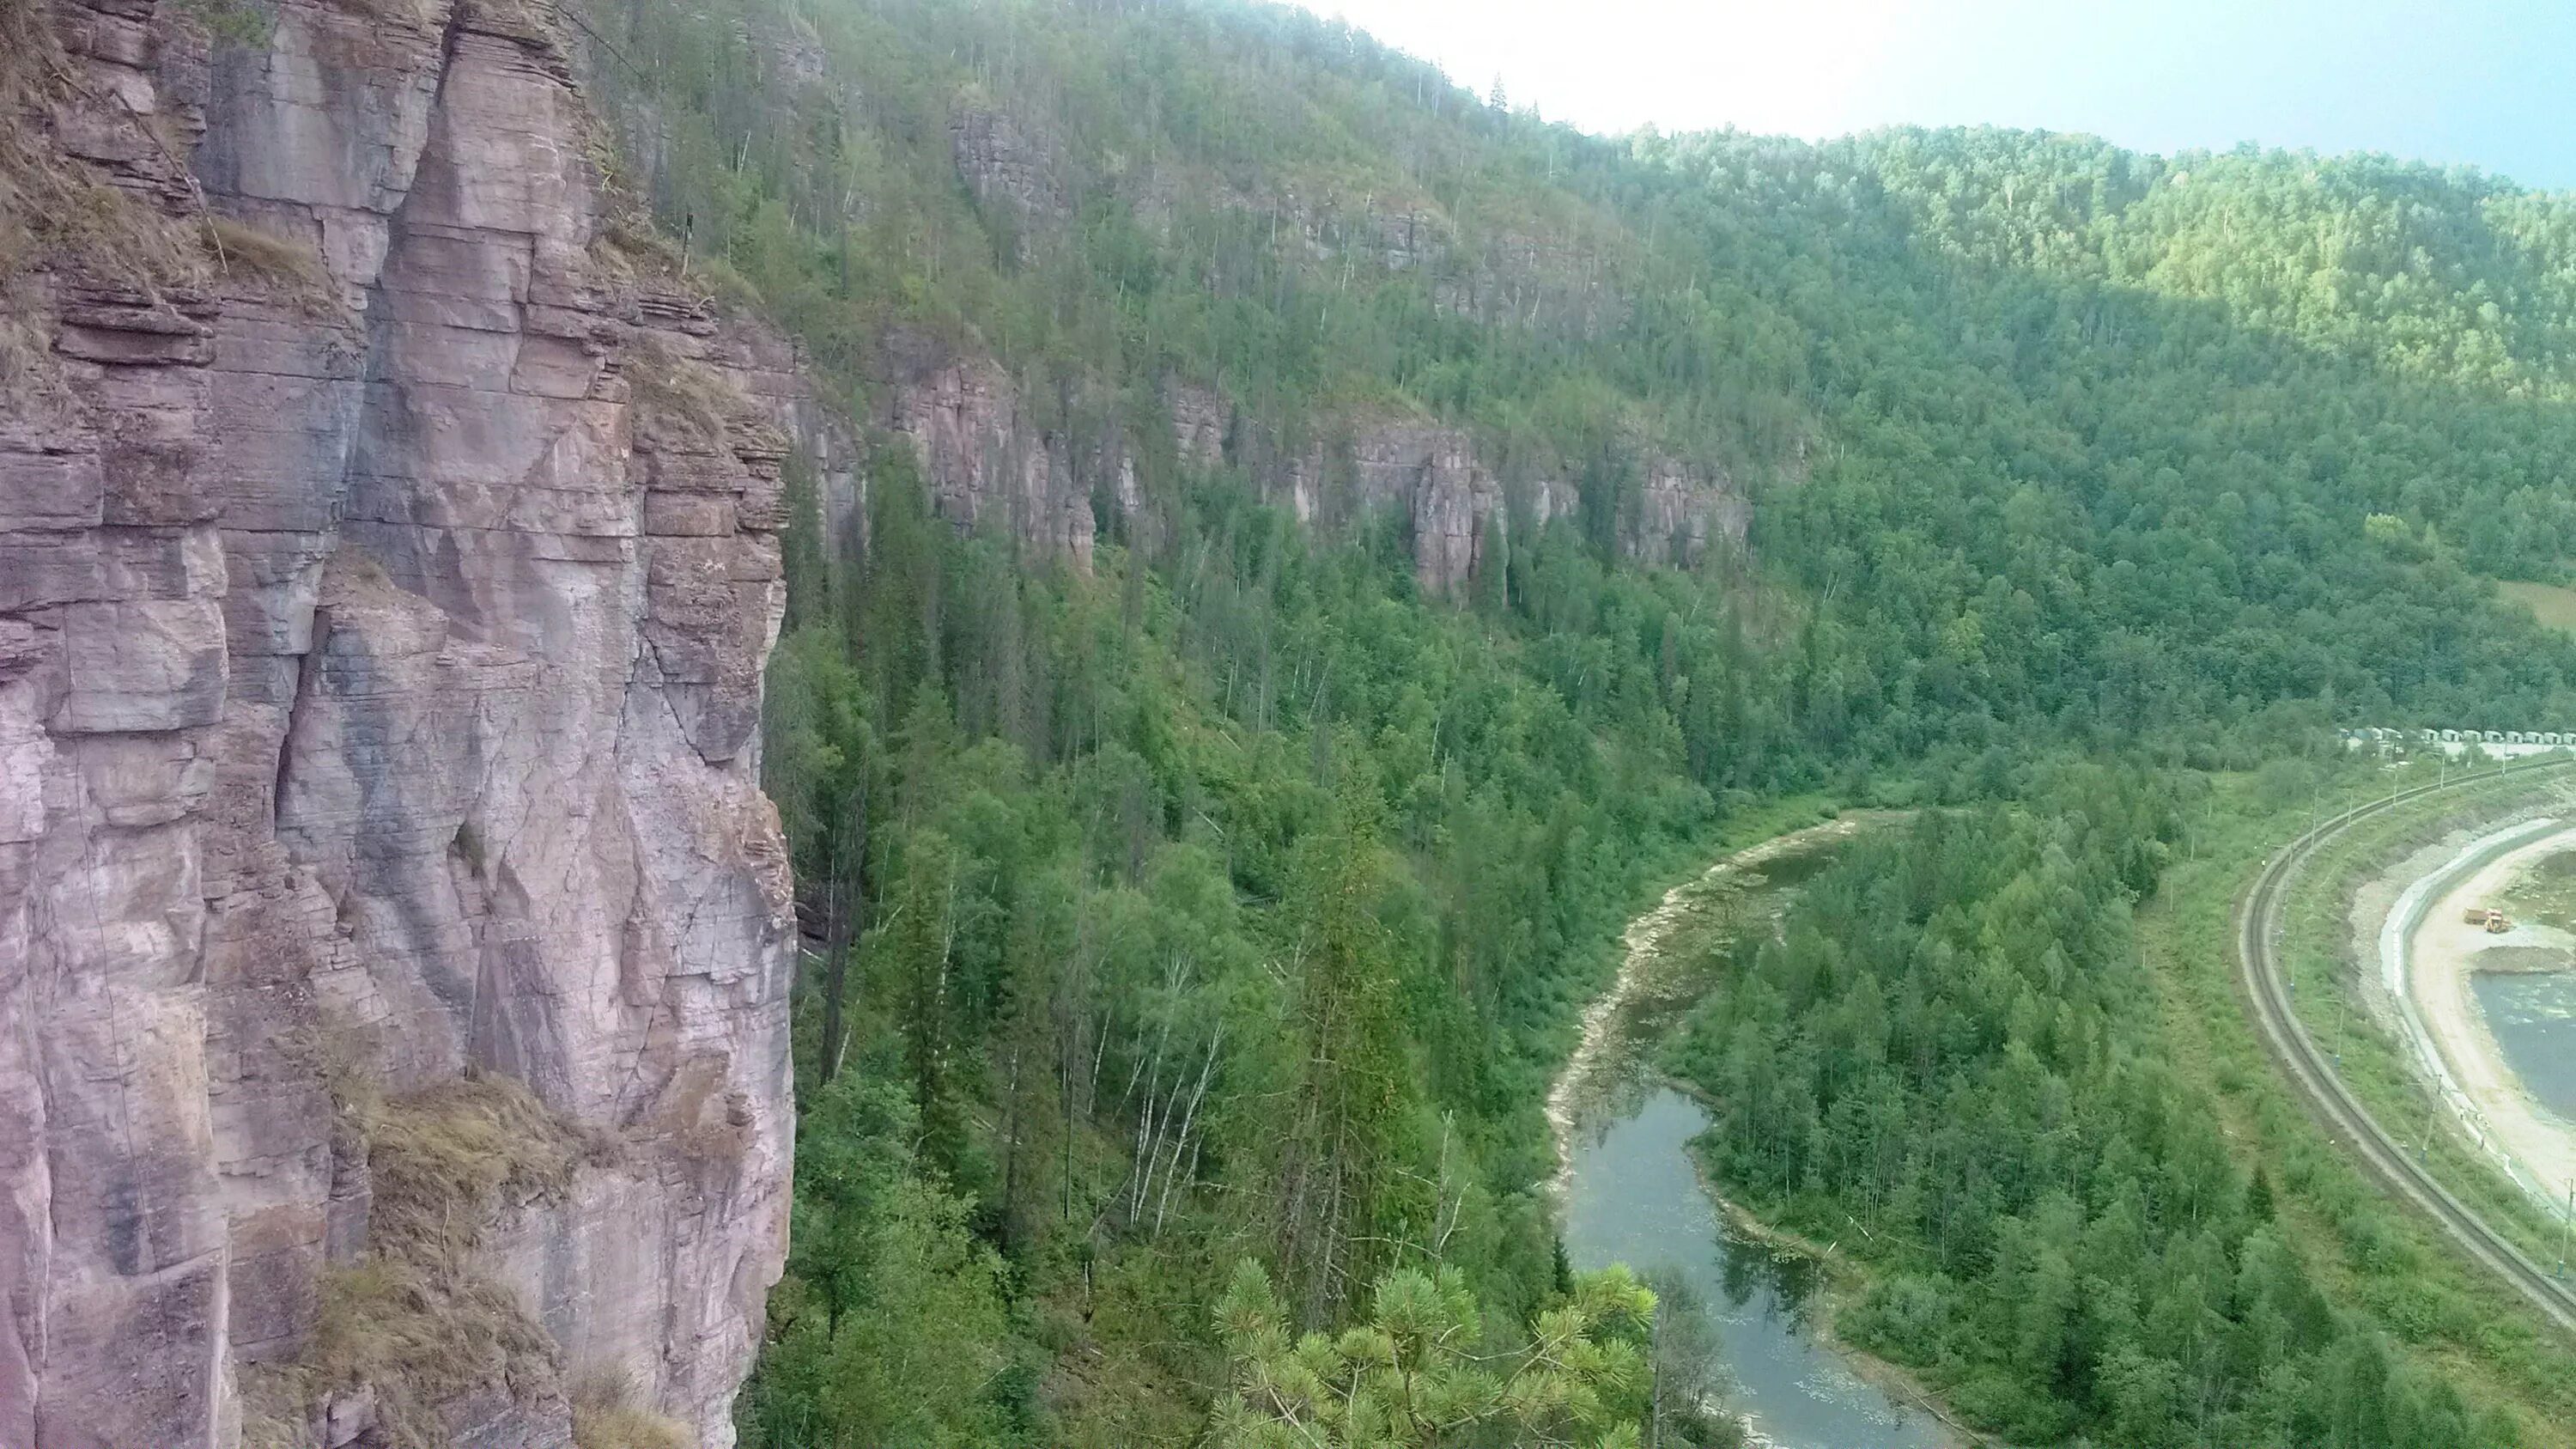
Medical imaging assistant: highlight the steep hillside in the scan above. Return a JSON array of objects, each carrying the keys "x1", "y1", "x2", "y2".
[
  {"x1": 573, "y1": 0, "x2": 1776, "y2": 595},
  {"x1": 574, "y1": 0, "x2": 2576, "y2": 743},
  {"x1": 522, "y1": 2, "x2": 2576, "y2": 1446}
]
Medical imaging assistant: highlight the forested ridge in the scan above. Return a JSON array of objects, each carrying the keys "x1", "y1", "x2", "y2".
[{"x1": 552, "y1": 0, "x2": 2576, "y2": 1443}]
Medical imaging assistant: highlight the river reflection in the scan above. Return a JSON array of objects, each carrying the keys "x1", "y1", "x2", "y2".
[{"x1": 1562, "y1": 1084, "x2": 1953, "y2": 1449}]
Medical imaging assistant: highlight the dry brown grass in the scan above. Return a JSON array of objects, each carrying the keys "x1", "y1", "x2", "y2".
[
  {"x1": 0, "y1": 8, "x2": 206, "y2": 295},
  {"x1": 589, "y1": 212, "x2": 690, "y2": 284},
  {"x1": 1, "y1": 0, "x2": 216, "y2": 416},
  {"x1": 0, "y1": 295, "x2": 70, "y2": 417},
  {"x1": 625, "y1": 332, "x2": 753, "y2": 452},
  {"x1": 307, "y1": 1256, "x2": 562, "y2": 1449},
  {"x1": 251, "y1": 1067, "x2": 621, "y2": 1449},
  {"x1": 365, "y1": 1074, "x2": 617, "y2": 1265},
  {"x1": 207, "y1": 214, "x2": 343, "y2": 314},
  {"x1": 569, "y1": 1369, "x2": 691, "y2": 1449}
]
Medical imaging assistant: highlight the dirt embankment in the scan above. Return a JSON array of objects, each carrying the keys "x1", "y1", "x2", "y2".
[{"x1": 2400, "y1": 825, "x2": 2576, "y2": 1209}]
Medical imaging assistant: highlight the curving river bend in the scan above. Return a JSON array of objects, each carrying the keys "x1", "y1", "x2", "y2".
[{"x1": 1553, "y1": 822, "x2": 1955, "y2": 1449}]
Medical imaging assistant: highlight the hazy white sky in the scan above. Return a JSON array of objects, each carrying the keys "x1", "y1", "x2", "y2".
[{"x1": 1291, "y1": 0, "x2": 2576, "y2": 191}]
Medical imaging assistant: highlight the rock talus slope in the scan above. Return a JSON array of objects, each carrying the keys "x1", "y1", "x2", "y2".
[{"x1": 1, "y1": 0, "x2": 798, "y2": 1443}]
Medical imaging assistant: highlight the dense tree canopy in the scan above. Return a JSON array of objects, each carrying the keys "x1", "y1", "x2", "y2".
[
  {"x1": 555, "y1": 0, "x2": 2576, "y2": 1444},
  {"x1": 1667, "y1": 776, "x2": 2518, "y2": 1448}
]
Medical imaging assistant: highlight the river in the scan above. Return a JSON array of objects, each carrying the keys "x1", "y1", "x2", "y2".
[
  {"x1": 2470, "y1": 970, "x2": 2576, "y2": 1122},
  {"x1": 1552, "y1": 819, "x2": 1955, "y2": 1449}
]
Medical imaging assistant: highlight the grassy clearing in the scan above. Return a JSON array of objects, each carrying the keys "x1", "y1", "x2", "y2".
[
  {"x1": 2499, "y1": 581, "x2": 2576, "y2": 637},
  {"x1": 2142, "y1": 764, "x2": 2576, "y2": 1446}
]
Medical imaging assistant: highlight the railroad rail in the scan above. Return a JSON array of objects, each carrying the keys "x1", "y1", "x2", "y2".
[{"x1": 2233, "y1": 758, "x2": 2576, "y2": 1336}]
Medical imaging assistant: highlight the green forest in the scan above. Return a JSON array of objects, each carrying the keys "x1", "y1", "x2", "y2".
[
  {"x1": 1666, "y1": 776, "x2": 2518, "y2": 1449},
  {"x1": 551, "y1": 0, "x2": 2576, "y2": 1443}
]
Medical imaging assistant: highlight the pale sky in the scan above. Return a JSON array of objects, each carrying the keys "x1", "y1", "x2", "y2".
[{"x1": 1293, "y1": 0, "x2": 2576, "y2": 192}]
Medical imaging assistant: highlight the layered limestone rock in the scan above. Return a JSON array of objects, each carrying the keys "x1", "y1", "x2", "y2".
[{"x1": 1, "y1": 1, "x2": 795, "y2": 1445}]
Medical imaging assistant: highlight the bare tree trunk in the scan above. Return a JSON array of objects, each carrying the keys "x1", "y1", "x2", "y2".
[
  {"x1": 817, "y1": 783, "x2": 869, "y2": 1085},
  {"x1": 1126, "y1": 1045, "x2": 1164, "y2": 1221},
  {"x1": 1153, "y1": 1030, "x2": 1222, "y2": 1235}
]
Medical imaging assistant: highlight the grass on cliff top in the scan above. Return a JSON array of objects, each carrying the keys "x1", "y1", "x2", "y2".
[
  {"x1": 205, "y1": 214, "x2": 345, "y2": 314},
  {"x1": 0, "y1": 7, "x2": 205, "y2": 292},
  {"x1": 625, "y1": 332, "x2": 761, "y2": 453},
  {"x1": 1, "y1": 0, "x2": 228, "y2": 409},
  {"x1": 366, "y1": 1074, "x2": 617, "y2": 1265}
]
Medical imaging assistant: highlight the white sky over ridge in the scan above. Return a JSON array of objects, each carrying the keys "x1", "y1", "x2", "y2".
[{"x1": 1292, "y1": 0, "x2": 2576, "y2": 191}]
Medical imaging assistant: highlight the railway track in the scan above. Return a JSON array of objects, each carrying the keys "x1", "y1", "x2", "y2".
[{"x1": 2233, "y1": 758, "x2": 2576, "y2": 1336}]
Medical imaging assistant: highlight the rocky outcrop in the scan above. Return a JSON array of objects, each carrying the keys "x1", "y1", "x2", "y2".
[
  {"x1": 732, "y1": 325, "x2": 866, "y2": 569},
  {"x1": 1, "y1": 1, "x2": 794, "y2": 1445},
  {"x1": 1163, "y1": 382, "x2": 1744, "y2": 594},
  {"x1": 1307, "y1": 424, "x2": 1741, "y2": 595},
  {"x1": 885, "y1": 348, "x2": 1105, "y2": 569},
  {"x1": 869, "y1": 358, "x2": 1744, "y2": 595},
  {"x1": 951, "y1": 103, "x2": 1069, "y2": 232},
  {"x1": 1167, "y1": 381, "x2": 1230, "y2": 472},
  {"x1": 1637, "y1": 457, "x2": 1749, "y2": 568}
]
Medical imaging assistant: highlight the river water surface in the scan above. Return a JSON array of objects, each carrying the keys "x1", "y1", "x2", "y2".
[
  {"x1": 2470, "y1": 970, "x2": 2576, "y2": 1121},
  {"x1": 1555, "y1": 826, "x2": 1953, "y2": 1449},
  {"x1": 1562, "y1": 1085, "x2": 1953, "y2": 1448}
]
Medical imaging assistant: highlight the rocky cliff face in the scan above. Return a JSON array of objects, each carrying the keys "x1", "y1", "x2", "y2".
[
  {"x1": 884, "y1": 345, "x2": 1114, "y2": 571},
  {"x1": 870, "y1": 361, "x2": 1745, "y2": 598},
  {"x1": 1, "y1": 1, "x2": 796, "y2": 1445}
]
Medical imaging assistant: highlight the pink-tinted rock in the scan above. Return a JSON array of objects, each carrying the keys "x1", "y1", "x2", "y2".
[{"x1": 1, "y1": 1, "x2": 794, "y2": 1445}]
